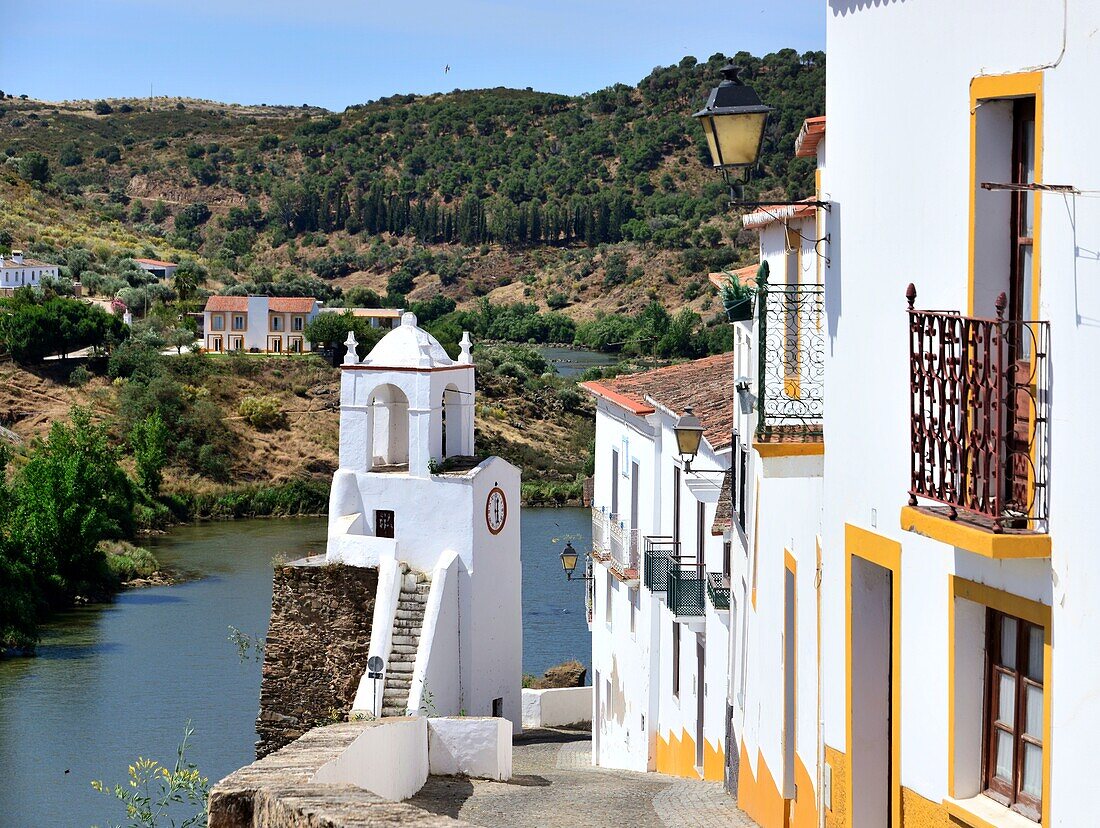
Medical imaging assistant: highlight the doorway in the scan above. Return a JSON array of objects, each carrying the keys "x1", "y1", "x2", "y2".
[
  {"x1": 696, "y1": 637, "x2": 706, "y2": 770},
  {"x1": 847, "y1": 528, "x2": 901, "y2": 828}
]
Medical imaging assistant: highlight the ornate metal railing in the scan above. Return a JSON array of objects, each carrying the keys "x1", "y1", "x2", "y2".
[
  {"x1": 907, "y1": 285, "x2": 1050, "y2": 532},
  {"x1": 591, "y1": 507, "x2": 610, "y2": 560},
  {"x1": 584, "y1": 554, "x2": 594, "y2": 625},
  {"x1": 707, "y1": 572, "x2": 731, "y2": 611},
  {"x1": 609, "y1": 516, "x2": 626, "y2": 569},
  {"x1": 643, "y1": 536, "x2": 678, "y2": 593},
  {"x1": 756, "y1": 269, "x2": 825, "y2": 440},
  {"x1": 668, "y1": 556, "x2": 706, "y2": 618}
]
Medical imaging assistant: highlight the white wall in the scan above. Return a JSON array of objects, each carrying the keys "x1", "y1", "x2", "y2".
[
  {"x1": 825, "y1": 2, "x2": 1096, "y2": 822},
  {"x1": 426, "y1": 718, "x2": 512, "y2": 780},
  {"x1": 311, "y1": 717, "x2": 428, "y2": 802},
  {"x1": 521, "y1": 686, "x2": 592, "y2": 729}
]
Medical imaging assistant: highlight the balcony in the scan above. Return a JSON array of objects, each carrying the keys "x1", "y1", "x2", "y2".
[
  {"x1": 905, "y1": 286, "x2": 1050, "y2": 555},
  {"x1": 592, "y1": 508, "x2": 639, "y2": 583},
  {"x1": 756, "y1": 272, "x2": 825, "y2": 443},
  {"x1": 590, "y1": 507, "x2": 611, "y2": 563},
  {"x1": 707, "y1": 572, "x2": 731, "y2": 611},
  {"x1": 667, "y1": 556, "x2": 706, "y2": 618},
  {"x1": 643, "y1": 536, "x2": 678, "y2": 593}
]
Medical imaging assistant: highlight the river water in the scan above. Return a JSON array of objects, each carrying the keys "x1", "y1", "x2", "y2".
[
  {"x1": 0, "y1": 508, "x2": 590, "y2": 827},
  {"x1": 535, "y1": 346, "x2": 619, "y2": 378}
]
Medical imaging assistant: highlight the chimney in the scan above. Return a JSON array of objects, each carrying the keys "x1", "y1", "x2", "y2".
[{"x1": 11, "y1": 250, "x2": 23, "y2": 264}]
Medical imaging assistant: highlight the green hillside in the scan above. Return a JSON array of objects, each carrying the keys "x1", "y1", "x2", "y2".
[{"x1": 0, "y1": 50, "x2": 823, "y2": 319}]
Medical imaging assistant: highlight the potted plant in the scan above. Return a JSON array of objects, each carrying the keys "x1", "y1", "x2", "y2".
[{"x1": 720, "y1": 267, "x2": 759, "y2": 322}]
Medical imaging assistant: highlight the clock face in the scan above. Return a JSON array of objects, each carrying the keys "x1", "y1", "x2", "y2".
[{"x1": 486, "y1": 487, "x2": 507, "y2": 535}]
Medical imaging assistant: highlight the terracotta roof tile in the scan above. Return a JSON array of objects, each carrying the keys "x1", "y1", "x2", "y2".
[
  {"x1": 794, "y1": 115, "x2": 826, "y2": 158},
  {"x1": 741, "y1": 199, "x2": 818, "y2": 229},
  {"x1": 582, "y1": 352, "x2": 734, "y2": 451},
  {"x1": 268, "y1": 297, "x2": 317, "y2": 313},
  {"x1": 134, "y1": 258, "x2": 178, "y2": 268},
  {"x1": 204, "y1": 296, "x2": 249, "y2": 312},
  {"x1": 712, "y1": 470, "x2": 733, "y2": 535},
  {"x1": 708, "y1": 265, "x2": 758, "y2": 291}
]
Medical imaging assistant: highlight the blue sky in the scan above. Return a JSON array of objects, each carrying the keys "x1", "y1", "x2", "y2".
[{"x1": 3, "y1": 1, "x2": 824, "y2": 111}]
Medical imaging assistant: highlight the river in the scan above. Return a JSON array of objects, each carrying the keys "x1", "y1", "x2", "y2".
[
  {"x1": 0, "y1": 508, "x2": 591, "y2": 827},
  {"x1": 536, "y1": 346, "x2": 619, "y2": 377}
]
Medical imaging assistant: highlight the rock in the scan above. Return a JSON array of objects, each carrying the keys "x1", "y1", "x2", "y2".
[{"x1": 532, "y1": 660, "x2": 587, "y2": 689}]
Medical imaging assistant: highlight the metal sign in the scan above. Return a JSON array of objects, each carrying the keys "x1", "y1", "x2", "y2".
[{"x1": 367, "y1": 655, "x2": 383, "y2": 673}]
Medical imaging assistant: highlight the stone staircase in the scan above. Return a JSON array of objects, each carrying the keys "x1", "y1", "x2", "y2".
[{"x1": 381, "y1": 572, "x2": 430, "y2": 717}]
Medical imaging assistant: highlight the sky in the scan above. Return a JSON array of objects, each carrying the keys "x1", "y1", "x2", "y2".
[{"x1": 2, "y1": 1, "x2": 824, "y2": 111}]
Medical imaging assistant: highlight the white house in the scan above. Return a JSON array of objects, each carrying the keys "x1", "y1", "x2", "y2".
[
  {"x1": 133, "y1": 258, "x2": 178, "y2": 281},
  {"x1": 202, "y1": 295, "x2": 319, "y2": 353},
  {"x1": 318, "y1": 307, "x2": 404, "y2": 330},
  {"x1": 0, "y1": 250, "x2": 59, "y2": 292},
  {"x1": 582, "y1": 354, "x2": 733, "y2": 781},
  {"x1": 819, "y1": 3, "x2": 1099, "y2": 826},
  {"x1": 326, "y1": 313, "x2": 523, "y2": 731}
]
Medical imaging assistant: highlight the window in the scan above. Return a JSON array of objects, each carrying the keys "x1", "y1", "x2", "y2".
[
  {"x1": 611, "y1": 448, "x2": 619, "y2": 515},
  {"x1": 230, "y1": 336, "x2": 243, "y2": 351},
  {"x1": 375, "y1": 509, "x2": 395, "y2": 538},
  {"x1": 784, "y1": 226, "x2": 802, "y2": 397},
  {"x1": 289, "y1": 337, "x2": 303, "y2": 353},
  {"x1": 269, "y1": 338, "x2": 282, "y2": 354},
  {"x1": 232, "y1": 315, "x2": 245, "y2": 331},
  {"x1": 605, "y1": 572, "x2": 613, "y2": 626},
  {"x1": 673, "y1": 466, "x2": 681, "y2": 546},
  {"x1": 672, "y1": 621, "x2": 681, "y2": 697},
  {"x1": 211, "y1": 315, "x2": 224, "y2": 331},
  {"x1": 293, "y1": 315, "x2": 304, "y2": 331},
  {"x1": 738, "y1": 442, "x2": 748, "y2": 531},
  {"x1": 271, "y1": 315, "x2": 283, "y2": 332},
  {"x1": 629, "y1": 587, "x2": 638, "y2": 637},
  {"x1": 697, "y1": 501, "x2": 706, "y2": 559},
  {"x1": 723, "y1": 541, "x2": 731, "y2": 578},
  {"x1": 984, "y1": 609, "x2": 1044, "y2": 821}
]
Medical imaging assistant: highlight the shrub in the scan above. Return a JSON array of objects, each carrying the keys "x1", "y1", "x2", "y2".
[
  {"x1": 92, "y1": 100, "x2": 112, "y2": 115},
  {"x1": 68, "y1": 365, "x2": 91, "y2": 387},
  {"x1": 94, "y1": 145, "x2": 121, "y2": 164},
  {"x1": 238, "y1": 395, "x2": 286, "y2": 430},
  {"x1": 98, "y1": 540, "x2": 159, "y2": 582}
]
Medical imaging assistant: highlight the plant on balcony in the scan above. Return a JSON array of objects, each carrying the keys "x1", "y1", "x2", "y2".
[{"x1": 720, "y1": 263, "x2": 763, "y2": 322}]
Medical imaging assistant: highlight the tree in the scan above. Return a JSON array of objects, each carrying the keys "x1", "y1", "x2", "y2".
[
  {"x1": 93, "y1": 100, "x2": 113, "y2": 115},
  {"x1": 94, "y1": 145, "x2": 121, "y2": 164},
  {"x1": 0, "y1": 445, "x2": 37, "y2": 650},
  {"x1": 9, "y1": 408, "x2": 134, "y2": 606},
  {"x1": 58, "y1": 142, "x2": 83, "y2": 167},
  {"x1": 172, "y1": 260, "x2": 208, "y2": 300},
  {"x1": 130, "y1": 413, "x2": 169, "y2": 496},
  {"x1": 18, "y1": 152, "x2": 50, "y2": 183},
  {"x1": 303, "y1": 311, "x2": 385, "y2": 362},
  {"x1": 0, "y1": 296, "x2": 128, "y2": 363},
  {"x1": 166, "y1": 326, "x2": 195, "y2": 355}
]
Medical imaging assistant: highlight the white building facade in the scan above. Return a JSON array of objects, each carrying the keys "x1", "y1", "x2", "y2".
[
  {"x1": 325, "y1": 313, "x2": 523, "y2": 731},
  {"x1": 0, "y1": 250, "x2": 58, "y2": 291},
  {"x1": 203, "y1": 295, "x2": 319, "y2": 353},
  {"x1": 820, "y1": 3, "x2": 1095, "y2": 826},
  {"x1": 583, "y1": 354, "x2": 734, "y2": 781}
]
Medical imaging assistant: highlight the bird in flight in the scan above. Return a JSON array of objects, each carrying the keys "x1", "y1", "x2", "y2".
[{"x1": 444, "y1": 64, "x2": 451, "y2": 74}]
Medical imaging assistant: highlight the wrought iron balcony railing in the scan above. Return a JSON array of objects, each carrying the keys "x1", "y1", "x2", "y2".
[
  {"x1": 591, "y1": 506, "x2": 607, "y2": 554},
  {"x1": 907, "y1": 285, "x2": 1050, "y2": 532},
  {"x1": 643, "y1": 536, "x2": 678, "y2": 593},
  {"x1": 707, "y1": 572, "x2": 731, "y2": 611},
  {"x1": 667, "y1": 556, "x2": 706, "y2": 618},
  {"x1": 756, "y1": 269, "x2": 825, "y2": 440}
]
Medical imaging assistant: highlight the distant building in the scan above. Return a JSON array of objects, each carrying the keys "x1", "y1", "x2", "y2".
[
  {"x1": 0, "y1": 250, "x2": 59, "y2": 293},
  {"x1": 318, "y1": 306, "x2": 404, "y2": 330},
  {"x1": 133, "y1": 258, "x2": 178, "y2": 280},
  {"x1": 202, "y1": 295, "x2": 320, "y2": 353}
]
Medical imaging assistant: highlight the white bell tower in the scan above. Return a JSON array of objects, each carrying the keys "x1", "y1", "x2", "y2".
[{"x1": 324, "y1": 313, "x2": 522, "y2": 731}]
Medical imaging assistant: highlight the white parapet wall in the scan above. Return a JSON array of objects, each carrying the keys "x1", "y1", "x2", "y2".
[
  {"x1": 311, "y1": 717, "x2": 428, "y2": 802},
  {"x1": 521, "y1": 687, "x2": 593, "y2": 730},
  {"x1": 352, "y1": 557, "x2": 404, "y2": 715},
  {"x1": 426, "y1": 717, "x2": 512, "y2": 781}
]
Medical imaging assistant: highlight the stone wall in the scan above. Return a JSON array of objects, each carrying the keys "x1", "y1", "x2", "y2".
[{"x1": 256, "y1": 561, "x2": 379, "y2": 758}]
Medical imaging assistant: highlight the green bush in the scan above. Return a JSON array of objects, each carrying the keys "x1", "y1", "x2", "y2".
[
  {"x1": 99, "y1": 540, "x2": 159, "y2": 583},
  {"x1": 238, "y1": 395, "x2": 286, "y2": 430}
]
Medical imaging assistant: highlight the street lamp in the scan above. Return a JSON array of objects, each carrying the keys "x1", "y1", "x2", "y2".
[
  {"x1": 674, "y1": 407, "x2": 704, "y2": 471},
  {"x1": 693, "y1": 62, "x2": 772, "y2": 170},
  {"x1": 694, "y1": 61, "x2": 828, "y2": 210},
  {"x1": 560, "y1": 541, "x2": 592, "y2": 582}
]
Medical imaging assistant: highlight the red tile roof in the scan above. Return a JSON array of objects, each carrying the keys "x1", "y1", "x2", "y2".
[
  {"x1": 203, "y1": 296, "x2": 317, "y2": 313},
  {"x1": 204, "y1": 296, "x2": 249, "y2": 312},
  {"x1": 134, "y1": 258, "x2": 178, "y2": 268},
  {"x1": 268, "y1": 297, "x2": 317, "y2": 313},
  {"x1": 794, "y1": 115, "x2": 826, "y2": 158},
  {"x1": 582, "y1": 352, "x2": 734, "y2": 451},
  {"x1": 741, "y1": 199, "x2": 819, "y2": 229},
  {"x1": 708, "y1": 265, "x2": 758, "y2": 291}
]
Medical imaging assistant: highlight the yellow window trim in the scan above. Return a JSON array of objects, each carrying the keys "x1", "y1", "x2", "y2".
[
  {"x1": 900, "y1": 505, "x2": 1051, "y2": 559},
  {"x1": 968, "y1": 71, "x2": 1043, "y2": 319},
  {"x1": 844, "y1": 524, "x2": 902, "y2": 828},
  {"x1": 947, "y1": 576, "x2": 1051, "y2": 825},
  {"x1": 753, "y1": 441, "x2": 824, "y2": 458}
]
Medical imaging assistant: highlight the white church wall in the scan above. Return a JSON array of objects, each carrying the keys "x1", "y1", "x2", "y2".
[
  {"x1": 353, "y1": 557, "x2": 404, "y2": 715},
  {"x1": 408, "y1": 551, "x2": 462, "y2": 717}
]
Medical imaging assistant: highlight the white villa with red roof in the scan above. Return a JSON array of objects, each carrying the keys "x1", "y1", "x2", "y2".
[
  {"x1": 202, "y1": 295, "x2": 320, "y2": 353},
  {"x1": 0, "y1": 250, "x2": 59, "y2": 292},
  {"x1": 133, "y1": 258, "x2": 178, "y2": 280}
]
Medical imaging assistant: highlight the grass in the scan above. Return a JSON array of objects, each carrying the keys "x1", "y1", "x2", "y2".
[{"x1": 98, "y1": 539, "x2": 160, "y2": 582}]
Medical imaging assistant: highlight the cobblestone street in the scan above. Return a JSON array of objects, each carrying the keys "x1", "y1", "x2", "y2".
[{"x1": 408, "y1": 729, "x2": 758, "y2": 828}]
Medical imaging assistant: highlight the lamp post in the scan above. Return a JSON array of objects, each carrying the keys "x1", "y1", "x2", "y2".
[
  {"x1": 674, "y1": 406, "x2": 704, "y2": 472},
  {"x1": 560, "y1": 541, "x2": 592, "y2": 582},
  {"x1": 693, "y1": 61, "x2": 828, "y2": 210}
]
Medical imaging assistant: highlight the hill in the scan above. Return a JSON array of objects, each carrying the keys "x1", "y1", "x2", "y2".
[{"x1": 0, "y1": 50, "x2": 824, "y2": 321}]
